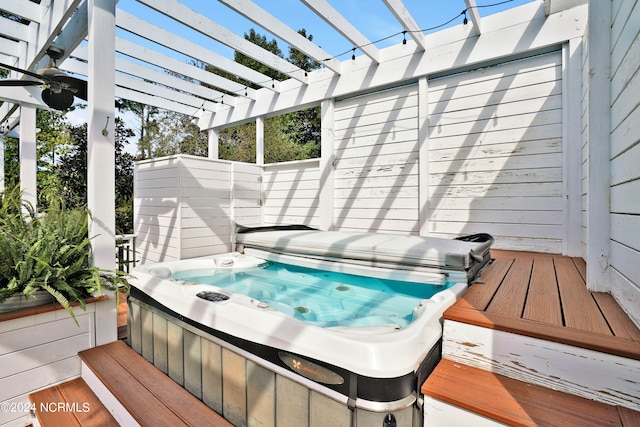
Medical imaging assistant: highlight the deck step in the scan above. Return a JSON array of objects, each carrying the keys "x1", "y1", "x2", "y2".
[
  {"x1": 78, "y1": 341, "x2": 232, "y2": 427},
  {"x1": 29, "y1": 378, "x2": 118, "y2": 427},
  {"x1": 422, "y1": 359, "x2": 640, "y2": 427}
]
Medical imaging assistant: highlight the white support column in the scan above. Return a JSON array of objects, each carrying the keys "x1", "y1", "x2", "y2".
[
  {"x1": 585, "y1": 0, "x2": 611, "y2": 292},
  {"x1": 319, "y1": 99, "x2": 335, "y2": 231},
  {"x1": 19, "y1": 106, "x2": 37, "y2": 212},
  {"x1": 562, "y1": 38, "x2": 583, "y2": 256},
  {"x1": 208, "y1": 128, "x2": 219, "y2": 159},
  {"x1": 418, "y1": 77, "x2": 430, "y2": 236},
  {"x1": 256, "y1": 116, "x2": 264, "y2": 166},
  {"x1": 88, "y1": 0, "x2": 117, "y2": 345},
  {"x1": 0, "y1": 134, "x2": 5, "y2": 193}
]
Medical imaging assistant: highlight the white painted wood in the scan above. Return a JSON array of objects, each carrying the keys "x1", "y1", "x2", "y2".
[
  {"x1": 256, "y1": 117, "x2": 264, "y2": 166},
  {"x1": 218, "y1": 0, "x2": 341, "y2": 74},
  {"x1": 319, "y1": 99, "x2": 335, "y2": 231},
  {"x1": 382, "y1": 0, "x2": 427, "y2": 50},
  {"x1": 442, "y1": 320, "x2": 640, "y2": 410},
  {"x1": 585, "y1": 0, "x2": 612, "y2": 292},
  {"x1": 465, "y1": 0, "x2": 482, "y2": 35},
  {"x1": 116, "y1": 9, "x2": 277, "y2": 92},
  {"x1": 0, "y1": 304, "x2": 105, "y2": 421},
  {"x1": 81, "y1": 361, "x2": 141, "y2": 427},
  {"x1": 263, "y1": 160, "x2": 320, "y2": 228},
  {"x1": 138, "y1": 0, "x2": 307, "y2": 84},
  {"x1": 208, "y1": 129, "x2": 219, "y2": 160},
  {"x1": 114, "y1": 37, "x2": 251, "y2": 101},
  {"x1": 18, "y1": 106, "x2": 36, "y2": 212},
  {"x1": 608, "y1": 0, "x2": 640, "y2": 315},
  {"x1": 202, "y1": 3, "x2": 587, "y2": 129},
  {"x1": 301, "y1": 0, "x2": 379, "y2": 63},
  {"x1": 423, "y1": 396, "x2": 508, "y2": 427}
]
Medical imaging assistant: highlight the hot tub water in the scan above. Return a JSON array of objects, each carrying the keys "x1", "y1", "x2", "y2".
[{"x1": 172, "y1": 261, "x2": 453, "y2": 330}]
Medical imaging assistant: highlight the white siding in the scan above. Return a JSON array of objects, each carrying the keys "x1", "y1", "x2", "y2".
[
  {"x1": 134, "y1": 157, "x2": 182, "y2": 264},
  {"x1": 135, "y1": 155, "x2": 255, "y2": 264},
  {"x1": 333, "y1": 85, "x2": 420, "y2": 234},
  {"x1": 609, "y1": 0, "x2": 640, "y2": 325},
  {"x1": 263, "y1": 159, "x2": 320, "y2": 227},
  {"x1": 179, "y1": 157, "x2": 233, "y2": 259},
  {"x1": 427, "y1": 52, "x2": 564, "y2": 252},
  {"x1": 232, "y1": 162, "x2": 263, "y2": 229},
  {"x1": 0, "y1": 303, "x2": 106, "y2": 427}
]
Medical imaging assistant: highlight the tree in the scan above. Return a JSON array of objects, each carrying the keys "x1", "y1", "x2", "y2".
[
  {"x1": 118, "y1": 99, "x2": 159, "y2": 160},
  {"x1": 56, "y1": 118, "x2": 135, "y2": 234},
  {"x1": 140, "y1": 109, "x2": 208, "y2": 158},
  {"x1": 217, "y1": 28, "x2": 322, "y2": 163}
]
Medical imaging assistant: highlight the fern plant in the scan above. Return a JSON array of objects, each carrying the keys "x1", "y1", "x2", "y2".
[{"x1": 0, "y1": 184, "x2": 128, "y2": 323}]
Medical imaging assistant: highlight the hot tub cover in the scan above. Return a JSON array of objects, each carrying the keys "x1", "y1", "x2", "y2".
[{"x1": 235, "y1": 226, "x2": 492, "y2": 282}]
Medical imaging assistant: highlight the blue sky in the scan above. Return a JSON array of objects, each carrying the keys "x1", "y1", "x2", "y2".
[{"x1": 116, "y1": 0, "x2": 535, "y2": 64}]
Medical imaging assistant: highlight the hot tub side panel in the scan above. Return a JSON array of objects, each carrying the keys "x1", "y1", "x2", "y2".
[{"x1": 128, "y1": 296, "x2": 424, "y2": 427}]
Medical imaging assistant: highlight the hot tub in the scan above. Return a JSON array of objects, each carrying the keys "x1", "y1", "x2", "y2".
[{"x1": 128, "y1": 229, "x2": 492, "y2": 426}]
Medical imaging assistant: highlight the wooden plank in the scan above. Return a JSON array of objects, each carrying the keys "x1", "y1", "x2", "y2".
[
  {"x1": 444, "y1": 306, "x2": 640, "y2": 361},
  {"x1": 523, "y1": 257, "x2": 563, "y2": 325},
  {"x1": 486, "y1": 258, "x2": 532, "y2": 318},
  {"x1": 30, "y1": 385, "x2": 83, "y2": 427},
  {"x1": 555, "y1": 257, "x2": 612, "y2": 334},
  {"x1": 422, "y1": 359, "x2": 623, "y2": 427},
  {"x1": 56, "y1": 378, "x2": 119, "y2": 427},
  {"x1": 79, "y1": 345, "x2": 186, "y2": 426},
  {"x1": 99, "y1": 341, "x2": 232, "y2": 427},
  {"x1": 618, "y1": 406, "x2": 640, "y2": 427},
  {"x1": 455, "y1": 258, "x2": 514, "y2": 311},
  {"x1": 592, "y1": 293, "x2": 640, "y2": 341}
]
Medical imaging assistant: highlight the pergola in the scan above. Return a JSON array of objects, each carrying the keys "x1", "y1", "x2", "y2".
[{"x1": 0, "y1": 0, "x2": 585, "y2": 260}]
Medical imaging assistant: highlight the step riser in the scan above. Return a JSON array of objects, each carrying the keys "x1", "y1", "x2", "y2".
[
  {"x1": 442, "y1": 320, "x2": 640, "y2": 411},
  {"x1": 81, "y1": 361, "x2": 141, "y2": 427}
]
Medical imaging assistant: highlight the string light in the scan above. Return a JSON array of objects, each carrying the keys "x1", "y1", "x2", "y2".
[{"x1": 201, "y1": 0, "x2": 514, "y2": 107}]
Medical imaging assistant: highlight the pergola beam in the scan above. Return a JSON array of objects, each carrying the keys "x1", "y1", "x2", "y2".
[
  {"x1": 382, "y1": 0, "x2": 427, "y2": 51},
  {"x1": 464, "y1": 0, "x2": 482, "y2": 35},
  {"x1": 117, "y1": 9, "x2": 281, "y2": 92},
  {"x1": 217, "y1": 0, "x2": 342, "y2": 73},
  {"x1": 113, "y1": 37, "x2": 255, "y2": 100},
  {"x1": 301, "y1": 0, "x2": 380, "y2": 63},
  {"x1": 138, "y1": 0, "x2": 308, "y2": 84}
]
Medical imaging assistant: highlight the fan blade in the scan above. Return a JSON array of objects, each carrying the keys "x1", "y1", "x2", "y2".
[
  {"x1": 0, "y1": 62, "x2": 46, "y2": 82},
  {"x1": 0, "y1": 80, "x2": 42, "y2": 87},
  {"x1": 54, "y1": 75, "x2": 88, "y2": 101}
]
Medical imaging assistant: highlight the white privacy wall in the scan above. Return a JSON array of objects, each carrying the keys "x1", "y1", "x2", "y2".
[
  {"x1": 134, "y1": 155, "x2": 261, "y2": 264},
  {"x1": 333, "y1": 85, "x2": 420, "y2": 234},
  {"x1": 427, "y1": 52, "x2": 564, "y2": 252},
  {"x1": 262, "y1": 159, "x2": 320, "y2": 228},
  {"x1": 608, "y1": 0, "x2": 640, "y2": 324}
]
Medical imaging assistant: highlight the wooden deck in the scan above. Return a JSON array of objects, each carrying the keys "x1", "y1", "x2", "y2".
[{"x1": 445, "y1": 250, "x2": 640, "y2": 360}]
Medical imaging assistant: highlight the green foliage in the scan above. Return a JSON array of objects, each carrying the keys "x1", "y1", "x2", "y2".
[
  {"x1": 0, "y1": 185, "x2": 128, "y2": 323},
  {"x1": 55, "y1": 119, "x2": 135, "y2": 234},
  {"x1": 217, "y1": 28, "x2": 321, "y2": 163}
]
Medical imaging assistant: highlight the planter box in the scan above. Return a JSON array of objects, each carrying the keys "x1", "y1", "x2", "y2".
[
  {"x1": 0, "y1": 296, "x2": 112, "y2": 427},
  {"x1": 0, "y1": 291, "x2": 54, "y2": 313}
]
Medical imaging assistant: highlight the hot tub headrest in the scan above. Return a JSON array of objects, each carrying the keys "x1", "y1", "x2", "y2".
[{"x1": 236, "y1": 226, "x2": 492, "y2": 273}]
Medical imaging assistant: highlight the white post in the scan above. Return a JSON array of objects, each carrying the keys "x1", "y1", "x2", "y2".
[
  {"x1": 88, "y1": 0, "x2": 117, "y2": 345},
  {"x1": 256, "y1": 116, "x2": 264, "y2": 166},
  {"x1": 19, "y1": 106, "x2": 37, "y2": 212},
  {"x1": 0, "y1": 134, "x2": 5, "y2": 193},
  {"x1": 585, "y1": 0, "x2": 611, "y2": 292},
  {"x1": 319, "y1": 99, "x2": 335, "y2": 231},
  {"x1": 418, "y1": 77, "x2": 430, "y2": 236},
  {"x1": 208, "y1": 128, "x2": 219, "y2": 159},
  {"x1": 562, "y1": 38, "x2": 583, "y2": 256}
]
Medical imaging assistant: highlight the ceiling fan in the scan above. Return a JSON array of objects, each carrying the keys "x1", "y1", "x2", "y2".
[{"x1": 0, "y1": 47, "x2": 87, "y2": 111}]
